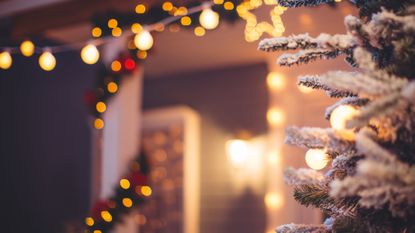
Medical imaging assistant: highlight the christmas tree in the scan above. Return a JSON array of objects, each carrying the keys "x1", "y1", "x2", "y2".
[{"x1": 259, "y1": 0, "x2": 415, "y2": 232}]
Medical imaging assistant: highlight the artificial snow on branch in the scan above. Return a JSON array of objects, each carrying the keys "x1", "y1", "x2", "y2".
[{"x1": 277, "y1": 0, "x2": 335, "y2": 8}]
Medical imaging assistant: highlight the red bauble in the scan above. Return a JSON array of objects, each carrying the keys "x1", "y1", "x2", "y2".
[{"x1": 123, "y1": 58, "x2": 136, "y2": 71}]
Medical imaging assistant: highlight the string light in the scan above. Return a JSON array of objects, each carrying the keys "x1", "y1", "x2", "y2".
[
  {"x1": 107, "y1": 82, "x2": 118, "y2": 93},
  {"x1": 96, "y1": 101, "x2": 107, "y2": 113},
  {"x1": 199, "y1": 7, "x2": 220, "y2": 30},
  {"x1": 120, "y1": 179, "x2": 131, "y2": 189},
  {"x1": 38, "y1": 51, "x2": 56, "y2": 71},
  {"x1": 266, "y1": 72, "x2": 285, "y2": 90},
  {"x1": 162, "y1": 1, "x2": 173, "y2": 11},
  {"x1": 94, "y1": 118, "x2": 104, "y2": 129},
  {"x1": 226, "y1": 139, "x2": 250, "y2": 166},
  {"x1": 135, "y1": 4, "x2": 146, "y2": 14},
  {"x1": 20, "y1": 40, "x2": 35, "y2": 57},
  {"x1": 0, "y1": 51, "x2": 12, "y2": 69},
  {"x1": 131, "y1": 23, "x2": 143, "y2": 33},
  {"x1": 137, "y1": 51, "x2": 147, "y2": 59},
  {"x1": 123, "y1": 58, "x2": 136, "y2": 71},
  {"x1": 111, "y1": 60, "x2": 122, "y2": 72},
  {"x1": 93, "y1": 230, "x2": 102, "y2": 233},
  {"x1": 81, "y1": 44, "x2": 100, "y2": 65},
  {"x1": 224, "y1": 1, "x2": 235, "y2": 10},
  {"x1": 180, "y1": 16, "x2": 192, "y2": 26},
  {"x1": 101, "y1": 210, "x2": 113, "y2": 222},
  {"x1": 91, "y1": 27, "x2": 102, "y2": 38},
  {"x1": 264, "y1": 192, "x2": 283, "y2": 209},
  {"x1": 122, "y1": 198, "x2": 133, "y2": 208},
  {"x1": 85, "y1": 217, "x2": 94, "y2": 226},
  {"x1": 107, "y1": 18, "x2": 118, "y2": 28},
  {"x1": 267, "y1": 107, "x2": 285, "y2": 127},
  {"x1": 214, "y1": 0, "x2": 224, "y2": 4},
  {"x1": 141, "y1": 186, "x2": 152, "y2": 196},
  {"x1": 111, "y1": 27, "x2": 122, "y2": 37},
  {"x1": 330, "y1": 105, "x2": 359, "y2": 131},
  {"x1": 305, "y1": 149, "x2": 329, "y2": 170},
  {"x1": 194, "y1": 26, "x2": 206, "y2": 36},
  {"x1": 134, "y1": 30, "x2": 154, "y2": 51}
]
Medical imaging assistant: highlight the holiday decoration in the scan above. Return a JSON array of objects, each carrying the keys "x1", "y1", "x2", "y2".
[
  {"x1": 85, "y1": 150, "x2": 151, "y2": 233},
  {"x1": 259, "y1": 0, "x2": 415, "y2": 232}
]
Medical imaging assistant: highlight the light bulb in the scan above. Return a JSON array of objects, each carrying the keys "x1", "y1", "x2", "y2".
[
  {"x1": 0, "y1": 51, "x2": 12, "y2": 69},
  {"x1": 20, "y1": 40, "x2": 35, "y2": 57},
  {"x1": 330, "y1": 105, "x2": 359, "y2": 130},
  {"x1": 266, "y1": 72, "x2": 285, "y2": 90},
  {"x1": 264, "y1": 192, "x2": 283, "y2": 209},
  {"x1": 305, "y1": 149, "x2": 329, "y2": 170},
  {"x1": 134, "y1": 30, "x2": 154, "y2": 51},
  {"x1": 199, "y1": 8, "x2": 219, "y2": 30},
  {"x1": 226, "y1": 139, "x2": 250, "y2": 166},
  {"x1": 39, "y1": 51, "x2": 56, "y2": 71},
  {"x1": 267, "y1": 107, "x2": 285, "y2": 126},
  {"x1": 81, "y1": 44, "x2": 100, "y2": 65}
]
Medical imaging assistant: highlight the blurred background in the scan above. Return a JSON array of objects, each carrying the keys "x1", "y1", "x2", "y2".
[{"x1": 0, "y1": 0, "x2": 356, "y2": 232}]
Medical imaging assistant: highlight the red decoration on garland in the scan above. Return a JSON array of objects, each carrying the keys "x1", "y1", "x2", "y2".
[{"x1": 123, "y1": 58, "x2": 136, "y2": 71}]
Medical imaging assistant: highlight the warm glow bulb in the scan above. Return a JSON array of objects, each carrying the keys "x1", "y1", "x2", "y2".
[
  {"x1": 264, "y1": 192, "x2": 283, "y2": 209},
  {"x1": 330, "y1": 105, "x2": 359, "y2": 130},
  {"x1": 305, "y1": 149, "x2": 329, "y2": 170},
  {"x1": 120, "y1": 179, "x2": 131, "y2": 189},
  {"x1": 267, "y1": 107, "x2": 285, "y2": 127},
  {"x1": 141, "y1": 186, "x2": 152, "y2": 196},
  {"x1": 266, "y1": 72, "x2": 285, "y2": 90},
  {"x1": 226, "y1": 139, "x2": 249, "y2": 165},
  {"x1": 0, "y1": 51, "x2": 12, "y2": 69},
  {"x1": 85, "y1": 217, "x2": 94, "y2": 226},
  {"x1": 122, "y1": 198, "x2": 133, "y2": 208},
  {"x1": 39, "y1": 51, "x2": 56, "y2": 71},
  {"x1": 20, "y1": 40, "x2": 35, "y2": 57},
  {"x1": 134, "y1": 30, "x2": 154, "y2": 51},
  {"x1": 100, "y1": 211, "x2": 112, "y2": 222},
  {"x1": 199, "y1": 8, "x2": 220, "y2": 30},
  {"x1": 194, "y1": 26, "x2": 206, "y2": 36},
  {"x1": 81, "y1": 44, "x2": 100, "y2": 65}
]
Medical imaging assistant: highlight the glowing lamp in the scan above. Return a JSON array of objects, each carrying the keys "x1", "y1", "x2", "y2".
[
  {"x1": 199, "y1": 8, "x2": 220, "y2": 30},
  {"x1": 39, "y1": 51, "x2": 56, "y2": 71},
  {"x1": 267, "y1": 107, "x2": 285, "y2": 127},
  {"x1": 305, "y1": 149, "x2": 329, "y2": 170},
  {"x1": 330, "y1": 105, "x2": 359, "y2": 130},
  {"x1": 134, "y1": 30, "x2": 154, "y2": 51},
  {"x1": 20, "y1": 40, "x2": 35, "y2": 57},
  {"x1": 226, "y1": 139, "x2": 250, "y2": 166},
  {"x1": 81, "y1": 44, "x2": 100, "y2": 65},
  {"x1": 0, "y1": 51, "x2": 12, "y2": 69},
  {"x1": 266, "y1": 72, "x2": 285, "y2": 90}
]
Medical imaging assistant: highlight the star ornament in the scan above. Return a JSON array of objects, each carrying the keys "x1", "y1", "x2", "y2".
[{"x1": 237, "y1": 0, "x2": 287, "y2": 42}]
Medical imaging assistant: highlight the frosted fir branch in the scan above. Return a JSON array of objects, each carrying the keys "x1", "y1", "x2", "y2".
[
  {"x1": 276, "y1": 224, "x2": 329, "y2": 233},
  {"x1": 277, "y1": 49, "x2": 341, "y2": 67},
  {"x1": 298, "y1": 75, "x2": 357, "y2": 98},
  {"x1": 401, "y1": 81, "x2": 415, "y2": 103},
  {"x1": 284, "y1": 167, "x2": 325, "y2": 186},
  {"x1": 277, "y1": 0, "x2": 334, "y2": 8},
  {"x1": 285, "y1": 127, "x2": 354, "y2": 154},
  {"x1": 324, "y1": 97, "x2": 369, "y2": 120},
  {"x1": 258, "y1": 33, "x2": 354, "y2": 52},
  {"x1": 325, "y1": 152, "x2": 361, "y2": 180},
  {"x1": 354, "y1": 128, "x2": 397, "y2": 163}
]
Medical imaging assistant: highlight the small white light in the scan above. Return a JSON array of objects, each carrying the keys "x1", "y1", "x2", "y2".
[
  {"x1": 81, "y1": 44, "x2": 100, "y2": 65},
  {"x1": 39, "y1": 51, "x2": 56, "y2": 71},
  {"x1": 134, "y1": 30, "x2": 154, "y2": 51},
  {"x1": 226, "y1": 139, "x2": 250, "y2": 165},
  {"x1": 266, "y1": 72, "x2": 285, "y2": 90},
  {"x1": 305, "y1": 149, "x2": 329, "y2": 170},
  {"x1": 330, "y1": 105, "x2": 359, "y2": 130},
  {"x1": 199, "y1": 7, "x2": 220, "y2": 30},
  {"x1": 264, "y1": 192, "x2": 283, "y2": 209},
  {"x1": 0, "y1": 51, "x2": 12, "y2": 69}
]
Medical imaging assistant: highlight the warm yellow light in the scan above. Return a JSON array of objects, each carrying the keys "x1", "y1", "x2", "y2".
[
  {"x1": 112, "y1": 27, "x2": 122, "y2": 37},
  {"x1": 266, "y1": 72, "x2": 285, "y2": 90},
  {"x1": 267, "y1": 107, "x2": 285, "y2": 126},
  {"x1": 91, "y1": 27, "x2": 102, "y2": 38},
  {"x1": 224, "y1": 1, "x2": 235, "y2": 10},
  {"x1": 137, "y1": 50, "x2": 147, "y2": 59},
  {"x1": 305, "y1": 149, "x2": 329, "y2": 170},
  {"x1": 330, "y1": 105, "x2": 359, "y2": 131},
  {"x1": 20, "y1": 40, "x2": 35, "y2": 57},
  {"x1": 93, "y1": 230, "x2": 102, "y2": 233},
  {"x1": 134, "y1": 30, "x2": 153, "y2": 51},
  {"x1": 111, "y1": 60, "x2": 122, "y2": 72},
  {"x1": 122, "y1": 198, "x2": 133, "y2": 208},
  {"x1": 0, "y1": 51, "x2": 12, "y2": 69},
  {"x1": 194, "y1": 26, "x2": 206, "y2": 37},
  {"x1": 107, "y1": 82, "x2": 118, "y2": 93},
  {"x1": 38, "y1": 51, "x2": 56, "y2": 71},
  {"x1": 85, "y1": 217, "x2": 94, "y2": 226},
  {"x1": 162, "y1": 1, "x2": 173, "y2": 11},
  {"x1": 120, "y1": 179, "x2": 131, "y2": 189},
  {"x1": 264, "y1": 192, "x2": 283, "y2": 209},
  {"x1": 81, "y1": 44, "x2": 100, "y2": 65},
  {"x1": 174, "y1": 6, "x2": 188, "y2": 16},
  {"x1": 100, "y1": 211, "x2": 112, "y2": 222},
  {"x1": 226, "y1": 139, "x2": 250, "y2": 165},
  {"x1": 335, "y1": 0, "x2": 342, "y2": 2},
  {"x1": 199, "y1": 8, "x2": 220, "y2": 30},
  {"x1": 268, "y1": 151, "x2": 281, "y2": 165},
  {"x1": 131, "y1": 23, "x2": 143, "y2": 33},
  {"x1": 96, "y1": 101, "x2": 106, "y2": 113},
  {"x1": 180, "y1": 16, "x2": 192, "y2": 26},
  {"x1": 298, "y1": 85, "x2": 313, "y2": 94},
  {"x1": 108, "y1": 18, "x2": 118, "y2": 28},
  {"x1": 135, "y1": 4, "x2": 146, "y2": 14},
  {"x1": 94, "y1": 118, "x2": 104, "y2": 129},
  {"x1": 214, "y1": 0, "x2": 224, "y2": 4},
  {"x1": 141, "y1": 186, "x2": 152, "y2": 196}
]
